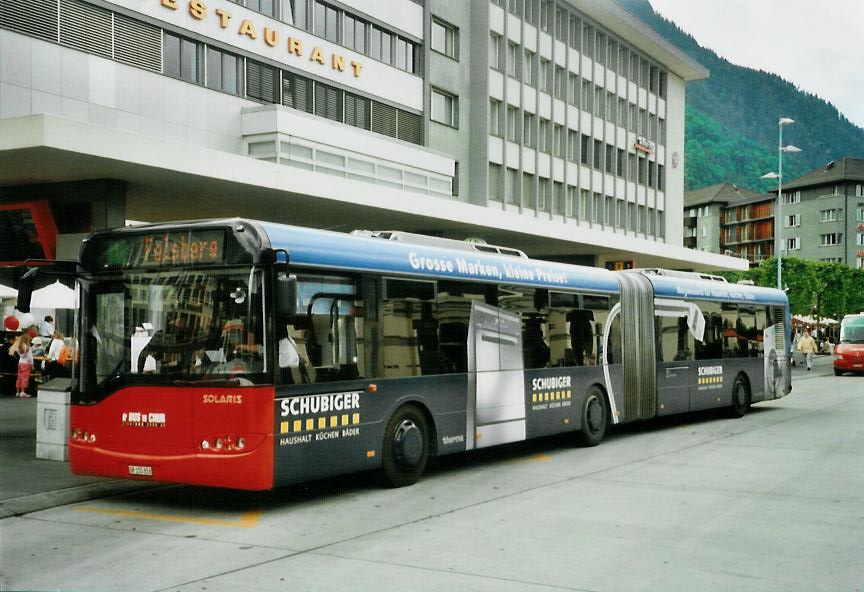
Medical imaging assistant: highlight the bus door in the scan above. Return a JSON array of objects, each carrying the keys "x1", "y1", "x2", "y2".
[
  {"x1": 467, "y1": 301, "x2": 526, "y2": 449},
  {"x1": 654, "y1": 299, "x2": 705, "y2": 415}
]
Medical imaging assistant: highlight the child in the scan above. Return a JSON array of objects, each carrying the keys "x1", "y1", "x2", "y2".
[{"x1": 12, "y1": 332, "x2": 34, "y2": 398}]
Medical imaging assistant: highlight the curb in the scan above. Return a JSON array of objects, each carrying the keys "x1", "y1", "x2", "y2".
[{"x1": 0, "y1": 480, "x2": 166, "y2": 519}]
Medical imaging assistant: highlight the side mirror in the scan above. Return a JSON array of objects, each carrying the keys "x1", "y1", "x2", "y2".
[
  {"x1": 275, "y1": 270, "x2": 298, "y2": 319},
  {"x1": 15, "y1": 267, "x2": 38, "y2": 313}
]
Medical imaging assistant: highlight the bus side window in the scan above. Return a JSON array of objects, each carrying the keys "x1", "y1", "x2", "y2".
[
  {"x1": 381, "y1": 279, "x2": 441, "y2": 378},
  {"x1": 499, "y1": 286, "x2": 549, "y2": 369},
  {"x1": 694, "y1": 301, "x2": 722, "y2": 360},
  {"x1": 437, "y1": 281, "x2": 489, "y2": 374}
]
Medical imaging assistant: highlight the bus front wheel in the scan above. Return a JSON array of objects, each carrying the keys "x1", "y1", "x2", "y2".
[
  {"x1": 578, "y1": 386, "x2": 608, "y2": 447},
  {"x1": 382, "y1": 405, "x2": 429, "y2": 488},
  {"x1": 730, "y1": 375, "x2": 750, "y2": 418}
]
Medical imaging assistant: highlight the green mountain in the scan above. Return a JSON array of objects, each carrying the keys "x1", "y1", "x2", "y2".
[{"x1": 615, "y1": 0, "x2": 864, "y2": 191}]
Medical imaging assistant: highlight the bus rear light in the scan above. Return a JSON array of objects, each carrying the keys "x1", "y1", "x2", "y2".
[
  {"x1": 71, "y1": 428, "x2": 96, "y2": 444},
  {"x1": 198, "y1": 434, "x2": 260, "y2": 454}
]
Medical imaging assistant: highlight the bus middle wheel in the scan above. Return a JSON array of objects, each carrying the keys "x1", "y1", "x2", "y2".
[{"x1": 578, "y1": 386, "x2": 608, "y2": 447}]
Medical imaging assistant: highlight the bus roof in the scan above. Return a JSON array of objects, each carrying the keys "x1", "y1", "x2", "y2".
[{"x1": 259, "y1": 221, "x2": 621, "y2": 293}]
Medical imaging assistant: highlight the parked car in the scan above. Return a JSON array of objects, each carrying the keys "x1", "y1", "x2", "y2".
[{"x1": 834, "y1": 314, "x2": 864, "y2": 376}]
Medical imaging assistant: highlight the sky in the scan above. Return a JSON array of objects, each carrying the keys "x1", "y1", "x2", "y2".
[{"x1": 648, "y1": 0, "x2": 864, "y2": 129}]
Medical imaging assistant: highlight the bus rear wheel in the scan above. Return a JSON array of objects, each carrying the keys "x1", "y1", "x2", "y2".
[
  {"x1": 382, "y1": 405, "x2": 429, "y2": 488},
  {"x1": 578, "y1": 386, "x2": 608, "y2": 447},
  {"x1": 730, "y1": 375, "x2": 750, "y2": 418}
]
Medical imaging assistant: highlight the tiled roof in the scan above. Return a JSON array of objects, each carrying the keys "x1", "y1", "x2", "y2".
[
  {"x1": 684, "y1": 182, "x2": 763, "y2": 208},
  {"x1": 781, "y1": 157, "x2": 864, "y2": 191}
]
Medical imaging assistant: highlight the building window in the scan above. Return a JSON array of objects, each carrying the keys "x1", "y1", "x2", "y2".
[
  {"x1": 554, "y1": 181, "x2": 565, "y2": 214},
  {"x1": 315, "y1": 81, "x2": 344, "y2": 122},
  {"x1": 489, "y1": 163, "x2": 503, "y2": 200},
  {"x1": 582, "y1": 80, "x2": 593, "y2": 112},
  {"x1": 283, "y1": 71, "x2": 313, "y2": 112},
  {"x1": 370, "y1": 26, "x2": 392, "y2": 64},
  {"x1": 163, "y1": 32, "x2": 202, "y2": 83},
  {"x1": 508, "y1": 0, "x2": 523, "y2": 17},
  {"x1": 858, "y1": 208, "x2": 864, "y2": 222},
  {"x1": 569, "y1": 15, "x2": 581, "y2": 49},
  {"x1": 582, "y1": 24, "x2": 594, "y2": 58},
  {"x1": 580, "y1": 134, "x2": 590, "y2": 166},
  {"x1": 314, "y1": 1, "x2": 340, "y2": 43},
  {"x1": 567, "y1": 186, "x2": 578, "y2": 218},
  {"x1": 594, "y1": 139, "x2": 603, "y2": 171},
  {"x1": 490, "y1": 99, "x2": 502, "y2": 137},
  {"x1": 820, "y1": 209, "x2": 841, "y2": 222},
  {"x1": 539, "y1": 119, "x2": 550, "y2": 152},
  {"x1": 345, "y1": 93, "x2": 370, "y2": 130},
  {"x1": 554, "y1": 66, "x2": 566, "y2": 99},
  {"x1": 490, "y1": 32, "x2": 503, "y2": 70},
  {"x1": 431, "y1": 18, "x2": 458, "y2": 60},
  {"x1": 206, "y1": 46, "x2": 241, "y2": 95},
  {"x1": 540, "y1": 0, "x2": 552, "y2": 32},
  {"x1": 568, "y1": 130, "x2": 578, "y2": 162},
  {"x1": 344, "y1": 13, "x2": 368, "y2": 54},
  {"x1": 506, "y1": 105, "x2": 519, "y2": 142},
  {"x1": 522, "y1": 0, "x2": 536, "y2": 24},
  {"x1": 857, "y1": 184, "x2": 864, "y2": 198},
  {"x1": 539, "y1": 59, "x2": 551, "y2": 93},
  {"x1": 786, "y1": 237, "x2": 800, "y2": 251},
  {"x1": 231, "y1": 0, "x2": 276, "y2": 18},
  {"x1": 431, "y1": 88, "x2": 458, "y2": 128},
  {"x1": 538, "y1": 178, "x2": 550, "y2": 211},
  {"x1": 524, "y1": 49, "x2": 537, "y2": 86},
  {"x1": 617, "y1": 149, "x2": 625, "y2": 179},
  {"x1": 554, "y1": 124, "x2": 565, "y2": 157},
  {"x1": 857, "y1": 233, "x2": 864, "y2": 247},
  {"x1": 783, "y1": 190, "x2": 801, "y2": 204},
  {"x1": 507, "y1": 42, "x2": 519, "y2": 77},
  {"x1": 523, "y1": 172, "x2": 536, "y2": 208},
  {"x1": 523, "y1": 112, "x2": 536, "y2": 148},
  {"x1": 505, "y1": 167, "x2": 519, "y2": 205},
  {"x1": 658, "y1": 164, "x2": 665, "y2": 191},
  {"x1": 246, "y1": 59, "x2": 279, "y2": 103},
  {"x1": 568, "y1": 73, "x2": 579, "y2": 107},
  {"x1": 605, "y1": 144, "x2": 614, "y2": 174},
  {"x1": 820, "y1": 233, "x2": 842, "y2": 246}
]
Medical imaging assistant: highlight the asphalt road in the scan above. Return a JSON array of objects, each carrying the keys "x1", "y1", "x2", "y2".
[{"x1": 2, "y1": 356, "x2": 862, "y2": 592}]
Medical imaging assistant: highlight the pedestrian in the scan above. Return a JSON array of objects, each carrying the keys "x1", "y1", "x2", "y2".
[
  {"x1": 12, "y1": 332, "x2": 34, "y2": 398},
  {"x1": 797, "y1": 329, "x2": 817, "y2": 372},
  {"x1": 39, "y1": 315, "x2": 54, "y2": 338},
  {"x1": 43, "y1": 330, "x2": 69, "y2": 381}
]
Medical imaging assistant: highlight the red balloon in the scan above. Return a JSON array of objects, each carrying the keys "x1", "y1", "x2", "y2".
[{"x1": 3, "y1": 316, "x2": 19, "y2": 331}]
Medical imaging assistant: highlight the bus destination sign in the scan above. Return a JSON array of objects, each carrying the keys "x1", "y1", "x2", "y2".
[{"x1": 97, "y1": 230, "x2": 226, "y2": 268}]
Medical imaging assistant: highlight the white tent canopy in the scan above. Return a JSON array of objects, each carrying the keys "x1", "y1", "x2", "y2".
[
  {"x1": 0, "y1": 283, "x2": 17, "y2": 299},
  {"x1": 30, "y1": 280, "x2": 76, "y2": 309}
]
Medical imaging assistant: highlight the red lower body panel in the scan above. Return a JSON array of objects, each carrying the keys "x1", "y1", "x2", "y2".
[{"x1": 68, "y1": 385, "x2": 275, "y2": 490}]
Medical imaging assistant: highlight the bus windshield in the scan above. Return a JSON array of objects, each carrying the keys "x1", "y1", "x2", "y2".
[
  {"x1": 77, "y1": 267, "x2": 267, "y2": 400},
  {"x1": 839, "y1": 316, "x2": 864, "y2": 344}
]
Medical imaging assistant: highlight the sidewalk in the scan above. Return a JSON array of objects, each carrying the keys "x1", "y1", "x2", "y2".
[{"x1": 0, "y1": 395, "x2": 158, "y2": 519}]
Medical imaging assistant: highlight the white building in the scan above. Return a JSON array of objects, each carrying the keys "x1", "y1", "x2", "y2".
[{"x1": 0, "y1": 0, "x2": 746, "y2": 271}]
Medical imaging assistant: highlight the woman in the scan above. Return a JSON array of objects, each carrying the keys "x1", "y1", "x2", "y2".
[
  {"x1": 12, "y1": 332, "x2": 34, "y2": 398},
  {"x1": 44, "y1": 330, "x2": 68, "y2": 380}
]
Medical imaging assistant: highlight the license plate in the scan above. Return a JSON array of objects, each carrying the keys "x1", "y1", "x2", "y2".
[{"x1": 128, "y1": 465, "x2": 152, "y2": 476}]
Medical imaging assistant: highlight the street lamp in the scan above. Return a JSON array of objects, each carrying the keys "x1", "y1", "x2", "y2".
[{"x1": 761, "y1": 117, "x2": 802, "y2": 291}]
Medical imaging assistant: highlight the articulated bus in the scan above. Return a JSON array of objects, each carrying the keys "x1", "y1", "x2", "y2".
[{"x1": 18, "y1": 219, "x2": 791, "y2": 490}]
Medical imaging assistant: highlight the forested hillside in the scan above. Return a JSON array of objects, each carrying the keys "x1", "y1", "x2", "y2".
[{"x1": 615, "y1": 0, "x2": 864, "y2": 191}]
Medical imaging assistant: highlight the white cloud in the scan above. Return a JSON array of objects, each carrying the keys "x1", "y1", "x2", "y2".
[{"x1": 649, "y1": 0, "x2": 864, "y2": 128}]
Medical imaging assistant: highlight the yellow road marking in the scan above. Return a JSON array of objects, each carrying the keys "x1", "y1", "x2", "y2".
[{"x1": 74, "y1": 507, "x2": 261, "y2": 528}]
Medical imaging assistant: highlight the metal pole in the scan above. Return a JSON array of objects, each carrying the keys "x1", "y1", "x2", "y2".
[{"x1": 777, "y1": 122, "x2": 783, "y2": 291}]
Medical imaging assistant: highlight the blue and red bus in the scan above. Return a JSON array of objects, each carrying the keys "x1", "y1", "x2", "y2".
[{"x1": 18, "y1": 219, "x2": 792, "y2": 489}]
